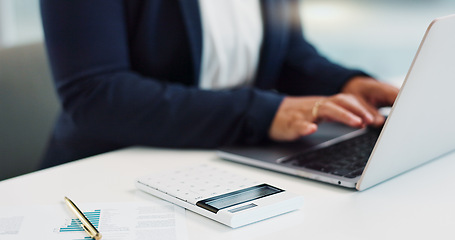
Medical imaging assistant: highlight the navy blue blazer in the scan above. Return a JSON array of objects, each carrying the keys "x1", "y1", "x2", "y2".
[{"x1": 40, "y1": 0, "x2": 366, "y2": 168}]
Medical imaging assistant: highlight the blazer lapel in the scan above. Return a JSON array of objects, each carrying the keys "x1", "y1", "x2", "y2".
[
  {"x1": 178, "y1": 0, "x2": 203, "y2": 84},
  {"x1": 255, "y1": 0, "x2": 289, "y2": 89}
]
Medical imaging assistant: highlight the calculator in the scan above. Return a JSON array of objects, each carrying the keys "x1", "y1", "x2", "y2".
[{"x1": 135, "y1": 165, "x2": 304, "y2": 228}]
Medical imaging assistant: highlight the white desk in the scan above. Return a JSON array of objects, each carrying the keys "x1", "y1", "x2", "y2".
[{"x1": 1, "y1": 147, "x2": 455, "y2": 239}]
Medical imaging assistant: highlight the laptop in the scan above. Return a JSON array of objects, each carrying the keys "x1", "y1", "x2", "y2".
[{"x1": 217, "y1": 14, "x2": 455, "y2": 191}]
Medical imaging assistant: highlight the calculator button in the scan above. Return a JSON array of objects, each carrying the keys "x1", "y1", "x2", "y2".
[{"x1": 139, "y1": 165, "x2": 264, "y2": 205}]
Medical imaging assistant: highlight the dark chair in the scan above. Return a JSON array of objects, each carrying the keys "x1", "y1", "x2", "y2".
[{"x1": 0, "y1": 42, "x2": 59, "y2": 180}]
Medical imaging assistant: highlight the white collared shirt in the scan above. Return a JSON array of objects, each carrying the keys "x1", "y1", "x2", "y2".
[{"x1": 198, "y1": 0, "x2": 263, "y2": 90}]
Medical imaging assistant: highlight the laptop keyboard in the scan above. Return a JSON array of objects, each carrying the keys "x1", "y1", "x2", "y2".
[{"x1": 282, "y1": 128, "x2": 382, "y2": 178}]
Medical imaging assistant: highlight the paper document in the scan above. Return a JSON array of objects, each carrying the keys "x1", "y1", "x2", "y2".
[{"x1": 0, "y1": 200, "x2": 187, "y2": 240}]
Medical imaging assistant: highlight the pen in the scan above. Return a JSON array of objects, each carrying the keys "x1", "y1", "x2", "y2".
[{"x1": 64, "y1": 196, "x2": 102, "y2": 240}]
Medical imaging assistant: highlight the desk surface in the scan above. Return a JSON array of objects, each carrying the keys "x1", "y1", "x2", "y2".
[{"x1": 1, "y1": 147, "x2": 454, "y2": 239}]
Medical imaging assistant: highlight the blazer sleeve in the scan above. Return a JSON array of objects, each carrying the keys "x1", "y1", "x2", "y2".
[
  {"x1": 40, "y1": 0, "x2": 283, "y2": 148},
  {"x1": 275, "y1": 0, "x2": 369, "y2": 96}
]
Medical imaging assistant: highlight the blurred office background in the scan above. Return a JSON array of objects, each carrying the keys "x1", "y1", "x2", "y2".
[{"x1": 0, "y1": 0, "x2": 454, "y2": 180}]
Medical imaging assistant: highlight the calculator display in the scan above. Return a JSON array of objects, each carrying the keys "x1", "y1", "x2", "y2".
[{"x1": 196, "y1": 184, "x2": 284, "y2": 213}]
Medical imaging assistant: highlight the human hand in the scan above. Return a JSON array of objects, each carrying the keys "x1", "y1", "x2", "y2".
[
  {"x1": 269, "y1": 93, "x2": 378, "y2": 141},
  {"x1": 341, "y1": 76, "x2": 400, "y2": 125}
]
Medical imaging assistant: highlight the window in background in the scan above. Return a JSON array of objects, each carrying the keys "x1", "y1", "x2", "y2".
[
  {"x1": 0, "y1": 0, "x2": 42, "y2": 48},
  {"x1": 300, "y1": 0, "x2": 455, "y2": 83}
]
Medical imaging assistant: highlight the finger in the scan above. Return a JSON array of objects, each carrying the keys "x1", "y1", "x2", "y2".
[
  {"x1": 294, "y1": 121, "x2": 318, "y2": 136},
  {"x1": 283, "y1": 120, "x2": 318, "y2": 141},
  {"x1": 272, "y1": 121, "x2": 317, "y2": 141},
  {"x1": 331, "y1": 95, "x2": 375, "y2": 125},
  {"x1": 364, "y1": 104, "x2": 385, "y2": 126},
  {"x1": 318, "y1": 101, "x2": 364, "y2": 127},
  {"x1": 353, "y1": 96, "x2": 385, "y2": 126}
]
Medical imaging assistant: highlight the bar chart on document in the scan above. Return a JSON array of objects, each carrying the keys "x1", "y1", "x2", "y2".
[
  {"x1": 54, "y1": 203, "x2": 188, "y2": 240},
  {"x1": 0, "y1": 201, "x2": 188, "y2": 240},
  {"x1": 56, "y1": 209, "x2": 101, "y2": 240}
]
